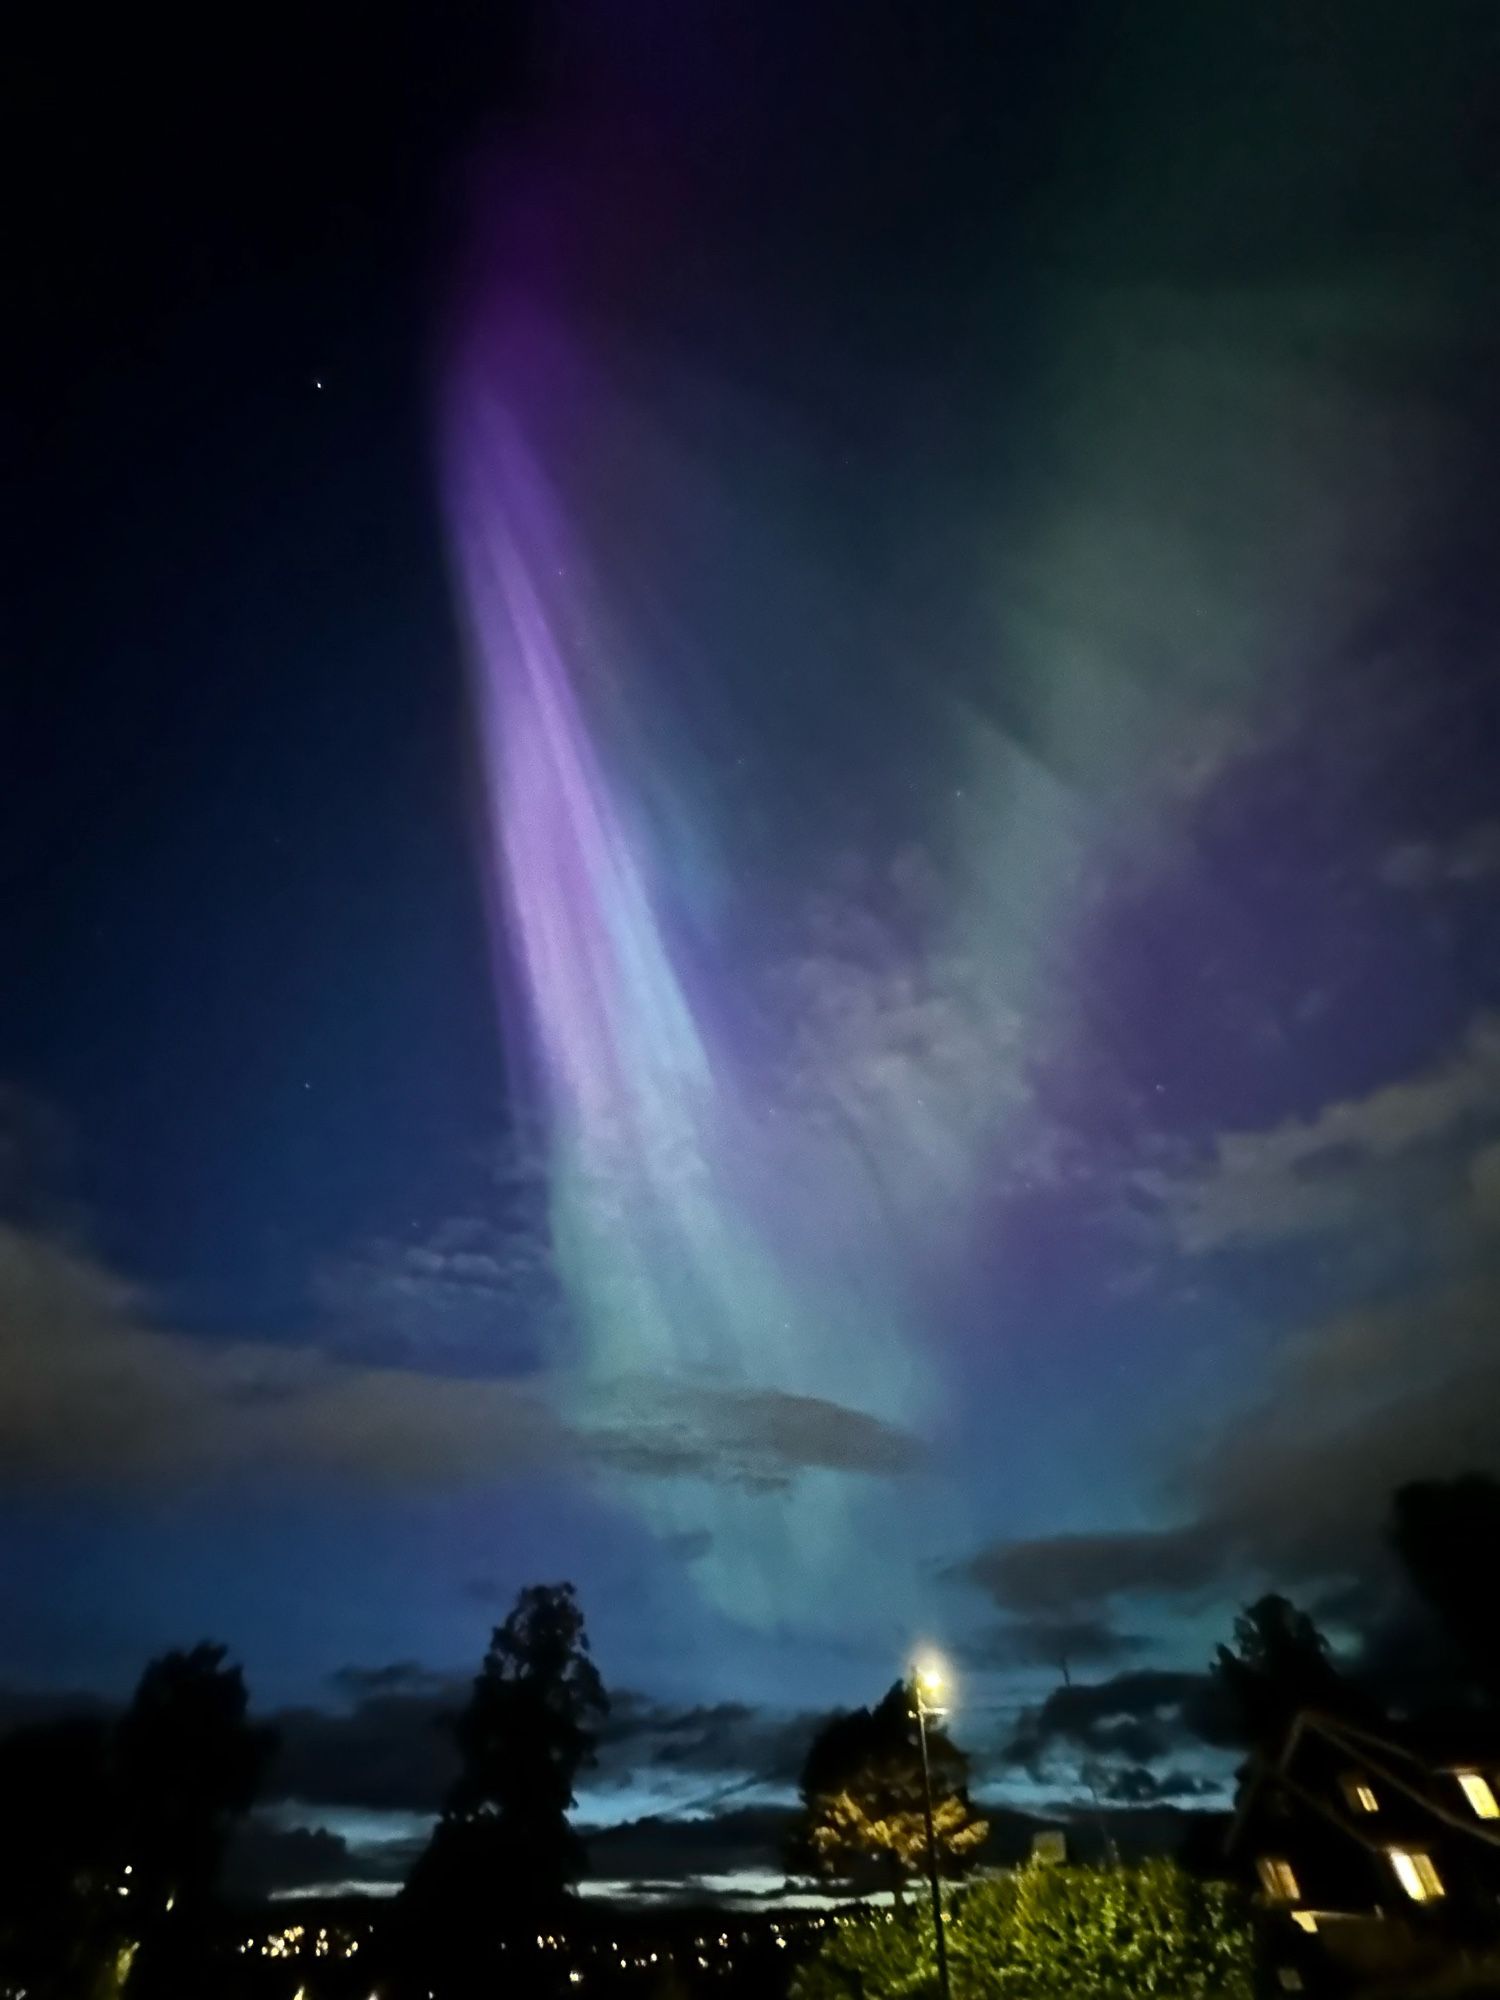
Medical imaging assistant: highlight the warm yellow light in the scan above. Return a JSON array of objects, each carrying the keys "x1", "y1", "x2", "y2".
[
  {"x1": 1390, "y1": 1849, "x2": 1444, "y2": 1902},
  {"x1": 1458, "y1": 1772, "x2": 1500, "y2": 1819},
  {"x1": 1257, "y1": 1857, "x2": 1300, "y2": 1902},
  {"x1": 914, "y1": 1654, "x2": 947, "y2": 1697},
  {"x1": 1291, "y1": 1911, "x2": 1319, "y2": 1933}
]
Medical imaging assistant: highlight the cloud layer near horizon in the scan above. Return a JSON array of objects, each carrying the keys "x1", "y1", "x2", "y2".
[
  {"x1": 962, "y1": 1265, "x2": 1500, "y2": 1617},
  {"x1": 0, "y1": 1224, "x2": 925, "y2": 1496}
]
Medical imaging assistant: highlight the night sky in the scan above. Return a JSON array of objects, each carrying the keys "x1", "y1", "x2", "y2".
[{"x1": 9, "y1": 0, "x2": 1500, "y2": 1904}]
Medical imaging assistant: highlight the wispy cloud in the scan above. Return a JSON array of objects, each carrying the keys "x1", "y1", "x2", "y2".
[
  {"x1": 1379, "y1": 823, "x2": 1500, "y2": 891},
  {"x1": 1136, "y1": 1011, "x2": 1500, "y2": 1256}
]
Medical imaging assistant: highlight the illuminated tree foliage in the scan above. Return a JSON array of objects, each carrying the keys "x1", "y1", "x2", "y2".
[
  {"x1": 795, "y1": 1684, "x2": 988, "y2": 1901},
  {"x1": 809, "y1": 1787, "x2": 988, "y2": 1888},
  {"x1": 792, "y1": 1861, "x2": 1254, "y2": 2000}
]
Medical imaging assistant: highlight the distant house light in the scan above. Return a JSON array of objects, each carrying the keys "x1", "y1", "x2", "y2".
[
  {"x1": 1258, "y1": 1857, "x2": 1301, "y2": 1902},
  {"x1": 1457, "y1": 1772, "x2": 1500, "y2": 1820},
  {"x1": 1340, "y1": 1775, "x2": 1379, "y2": 1812},
  {"x1": 1389, "y1": 1849, "x2": 1445, "y2": 1902}
]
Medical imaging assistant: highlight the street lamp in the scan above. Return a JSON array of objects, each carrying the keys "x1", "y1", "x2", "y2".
[{"x1": 910, "y1": 1655, "x2": 953, "y2": 2000}]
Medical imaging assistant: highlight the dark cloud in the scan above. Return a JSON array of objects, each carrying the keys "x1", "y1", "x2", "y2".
[
  {"x1": 1100, "y1": 1765, "x2": 1218, "y2": 1806},
  {"x1": 267, "y1": 1681, "x2": 463, "y2": 1815},
  {"x1": 326, "y1": 1661, "x2": 456, "y2": 1701},
  {"x1": 960, "y1": 1524, "x2": 1226, "y2": 1616},
  {"x1": 1004, "y1": 1669, "x2": 1236, "y2": 1775},
  {"x1": 960, "y1": 1614, "x2": 1147, "y2": 1670},
  {"x1": 0, "y1": 1224, "x2": 925, "y2": 1496},
  {"x1": 0, "y1": 1685, "x2": 112, "y2": 1732},
  {"x1": 223, "y1": 1822, "x2": 370, "y2": 1901},
  {"x1": 595, "y1": 1692, "x2": 819, "y2": 1791},
  {"x1": 582, "y1": 1804, "x2": 794, "y2": 1886},
  {"x1": 579, "y1": 1383, "x2": 926, "y2": 1491},
  {"x1": 1313, "y1": 1572, "x2": 1477, "y2": 1715},
  {"x1": 960, "y1": 1268, "x2": 1500, "y2": 1618},
  {"x1": 262, "y1": 1679, "x2": 817, "y2": 1823}
]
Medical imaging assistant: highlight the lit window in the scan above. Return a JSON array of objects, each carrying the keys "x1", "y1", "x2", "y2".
[
  {"x1": 1457, "y1": 1772, "x2": 1500, "y2": 1820},
  {"x1": 1258, "y1": 1857, "x2": 1301, "y2": 1901},
  {"x1": 1290, "y1": 1911, "x2": 1319, "y2": 1934},
  {"x1": 1389, "y1": 1849, "x2": 1444, "y2": 1902},
  {"x1": 1341, "y1": 1776, "x2": 1378, "y2": 1813}
]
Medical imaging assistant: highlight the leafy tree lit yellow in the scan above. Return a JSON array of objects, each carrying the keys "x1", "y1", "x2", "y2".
[
  {"x1": 809, "y1": 1786, "x2": 988, "y2": 1889},
  {"x1": 796, "y1": 1684, "x2": 988, "y2": 1902}
]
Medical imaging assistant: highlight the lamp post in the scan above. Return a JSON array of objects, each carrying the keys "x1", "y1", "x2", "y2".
[{"x1": 911, "y1": 1657, "x2": 953, "y2": 2000}]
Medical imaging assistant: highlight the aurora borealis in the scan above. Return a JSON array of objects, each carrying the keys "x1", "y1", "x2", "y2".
[{"x1": 9, "y1": 0, "x2": 1500, "y2": 1901}]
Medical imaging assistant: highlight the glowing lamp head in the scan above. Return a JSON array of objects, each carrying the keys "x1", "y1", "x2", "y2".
[{"x1": 913, "y1": 1654, "x2": 948, "y2": 1703}]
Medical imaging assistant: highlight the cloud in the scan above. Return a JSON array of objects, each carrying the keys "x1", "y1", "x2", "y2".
[
  {"x1": 960, "y1": 1525, "x2": 1228, "y2": 1616},
  {"x1": 1379, "y1": 823, "x2": 1500, "y2": 890},
  {"x1": 267, "y1": 1679, "x2": 463, "y2": 1815},
  {"x1": 1101, "y1": 1765, "x2": 1218, "y2": 1805},
  {"x1": 596, "y1": 1693, "x2": 819, "y2": 1791},
  {"x1": 261, "y1": 1686, "x2": 795, "y2": 1835},
  {"x1": 761, "y1": 848, "x2": 1026, "y2": 1230},
  {"x1": 581, "y1": 1804, "x2": 795, "y2": 1887},
  {"x1": 1004, "y1": 1669, "x2": 1234, "y2": 1777},
  {"x1": 1138, "y1": 1012, "x2": 1500, "y2": 1256},
  {"x1": 961, "y1": 1267, "x2": 1500, "y2": 1617},
  {"x1": 960, "y1": 1614, "x2": 1147, "y2": 1671},
  {"x1": 0, "y1": 1225, "x2": 925, "y2": 1496},
  {"x1": 577, "y1": 1380, "x2": 925, "y2": 1491},
  {"x1": 326, "y1": 1662, "x2": 455, "y2": 1701},
  {"x1": 315, "y1": 1164, "x2": 565, "y2": 1376},
  {"x1": 223, "y1": 1822, "x2": 369, "y2": 1901},
  {"x1": 0, "y1": 1685, "x2": 113, "y2": 1732}
]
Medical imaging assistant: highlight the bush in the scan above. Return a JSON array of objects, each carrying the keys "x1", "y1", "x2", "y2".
[{"x1": 791, "y1": 1860, "x2": 1254, "y2": 2000}]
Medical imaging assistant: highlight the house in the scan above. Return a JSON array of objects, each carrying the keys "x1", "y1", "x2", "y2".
[{"x1": 1225, "y1": 1710, "x2": 1500, "y2": 1993}]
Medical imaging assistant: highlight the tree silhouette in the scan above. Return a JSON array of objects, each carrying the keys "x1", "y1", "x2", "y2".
[
  {"x1": 1210, "y1": 1594, "x2": 1374, "y2": 1749},
  {"x1": 402, "y1": 1583, "x2": 607, "y2": 1971},
  {"x1": 794, "y1": 1682, "x2": 987, "y2": 1902},
  {"x1": 0, "y1": 1645, "x2": 271, "y2": 2000},
  {"x1": 1392, "y1": 1475, "x2": 1500, "y2": 1708},
  {"x1": 0, "y1": 1716, "x2": 121, "y2": 1998},
  {"x1": 117, "y1": 1644, "x2": 275, "y2": 1912},
  {"x1": 114, "y1": 1645, "x2": 275, "y2": 1998}
]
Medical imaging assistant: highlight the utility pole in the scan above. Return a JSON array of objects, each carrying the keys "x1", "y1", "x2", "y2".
[
  {"x1": 912, "y1": 1661, "x2": 953, "y2": 2000},
  {"x1": 1058, "y1": 1651, "x2": 1117, "y2": 1867}
]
